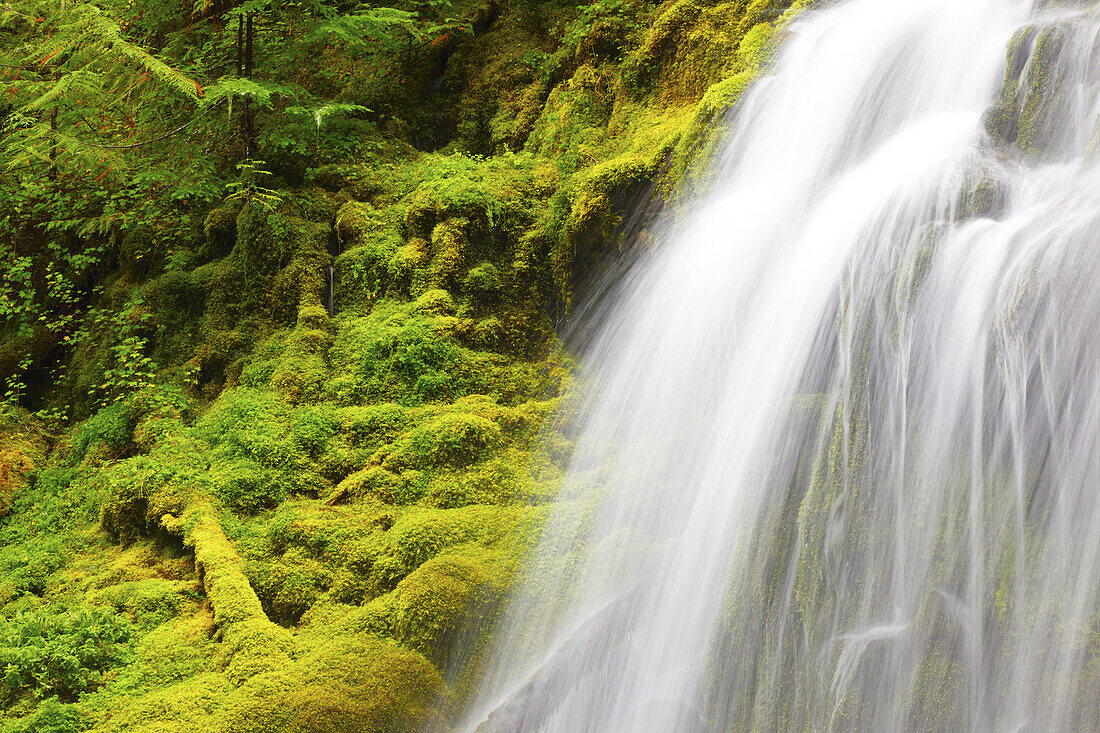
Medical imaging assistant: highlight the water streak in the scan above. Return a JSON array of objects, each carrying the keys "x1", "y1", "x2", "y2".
[{"x1": 325, "y1": 264, "x2": 335, "y2": 316}]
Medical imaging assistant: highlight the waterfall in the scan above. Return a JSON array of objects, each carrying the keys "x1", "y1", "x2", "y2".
[{"x1": 459, "y1": 0, "x2": 1100, "y2": 730}]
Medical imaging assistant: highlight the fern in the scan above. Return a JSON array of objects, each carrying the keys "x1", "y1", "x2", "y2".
[
  {"x1": 284, "y1": 102, "x2": 369, "y2": 131},
  {"x1": 306, "y1": 7, "x2": 419, "y2": 50},
  {"x1": 204, "y1": 77, "x2": 299, "y2": 109}
]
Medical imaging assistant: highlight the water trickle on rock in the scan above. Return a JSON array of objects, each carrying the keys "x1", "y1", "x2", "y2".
[
  {"x1": 325, "y1": 264, "x2": 335, "y2": 316},
  {"x1": 459, "y1": 0, "x2": 1100, "y2": 730}
]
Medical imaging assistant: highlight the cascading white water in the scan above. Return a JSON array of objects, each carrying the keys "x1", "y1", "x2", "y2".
[{"x1": 457, "y1": 0, "x2": 1100, "y2": 730}]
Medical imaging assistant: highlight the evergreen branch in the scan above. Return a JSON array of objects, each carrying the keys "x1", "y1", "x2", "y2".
[
  {"x1": 82, "y1": 9, "x2": 202, "y2": 100},
  {"x1": 18, "y1": 69, "x2": 95, "y2": 112}
]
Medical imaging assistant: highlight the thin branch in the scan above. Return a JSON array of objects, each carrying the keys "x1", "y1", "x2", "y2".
[
  {"x1": 0, "y1": 63, "x2": 55, "y2": 72},
  {"x1": 0, "y1": 3, "x2": 37, "y2": 19},
  {"x1": 79, "y1": 118, "x2": 192, "y2": 149},
  {"x1": 79, "y1": 98, "x2": 225, "y2": 149}
]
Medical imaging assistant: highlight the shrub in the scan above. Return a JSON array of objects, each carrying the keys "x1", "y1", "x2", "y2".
[
  {"x1": 2, "y1": 697, "x2": 89, "y2": 733},
  {"x1": 72, "y1": 401, "x2": 133, "y2": 462},
  {"x1": 0, "y1": 608, "x2": 133, "y2": 702},
  {"x1": 211, "y1": 459, "x2": 285, "y2": 515}
]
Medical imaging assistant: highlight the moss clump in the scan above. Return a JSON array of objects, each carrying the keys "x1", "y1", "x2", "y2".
[
  {"x1": 89, "y1": 579, "x2": 199, "y2": 630},
  {"x1": 985, "y1": 23, "x2": 1074, "y2": 159},
  {"x1": 1016, "y1": 25, "x2": 1070, "y2": 156},
  {"x1": 958, "y1": 173, "x2": 1009, "y2": 221},
  {"x1": 202, "y1": 200, "x2": 244, "y2": 260},
  {"x1": 0, "y1": 410, "x2": 46, "y2": 519},
  {"x1": 663, "y1": 21, "x2": 778, "y2": 189},
  {"x1": 388, "y1": 410, "x2": 504, "y2": 468},
  {"x1": 405, "y1": 173, "x2": 498, "y2": 243},
  {"x1": 333, "y1": 202, "x2": 403, "y2": 311},
  {"x1": 247, "y1": 552, "x2": 332, "y2": 626},
  {"x1": 623, "y1": 0, "x2": 794, "y2": 103},
  {"x1": 266, "y1": 314, "x2": 334, "y2": 406},
  {"x1": 983, "y1": 25, "x2": 1038, "y2": 145},
  {"x1": 325, "y1": 296, "x2": 492, "y2": 406},
  {"x1": 2, "y1": 698, "x2": 89, "y2": 733},
  {"x1": 389, "y1": 550, "x2": 503, "y2": 663},
  {"x1": 216, "y1": 634, "x2": 442, "y2": 733}
]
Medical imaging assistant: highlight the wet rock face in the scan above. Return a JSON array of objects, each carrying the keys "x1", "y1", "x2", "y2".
[
  {"x1": 984, "y1": 16, "x2": 1100, "y2": 160},
  {"x1": 983, "y1": 24, "x2": 1039, "y2": 146},
  {"x1": 957, "y1": 171, "x2": 1010, "y2": 221}
]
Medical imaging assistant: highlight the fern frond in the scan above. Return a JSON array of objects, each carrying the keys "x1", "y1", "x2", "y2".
[
  {"x1": 306, "y1": 7, "x2": 418, "y2": 50},
  {"x1": 204, "y1": 77, "x2": 299, "y2": 108}
]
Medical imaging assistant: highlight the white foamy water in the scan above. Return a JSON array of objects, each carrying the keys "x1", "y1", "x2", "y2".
[{"x1": 457, "y1": 0, "x2": 1100, "y2": 729}]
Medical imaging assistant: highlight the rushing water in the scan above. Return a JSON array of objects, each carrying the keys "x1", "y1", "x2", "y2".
[{"x1": 459, "y1": 0, "x2": 1100, "y2": 729}]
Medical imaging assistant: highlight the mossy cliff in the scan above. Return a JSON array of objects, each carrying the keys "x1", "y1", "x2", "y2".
[{"x1": 0, "y1": 0, "x2": 819, "y2": 730}]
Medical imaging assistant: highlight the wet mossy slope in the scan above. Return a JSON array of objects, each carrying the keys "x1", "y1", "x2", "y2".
[{"x1": 0, "y1": 0, "x2": 814, "y2": 730}]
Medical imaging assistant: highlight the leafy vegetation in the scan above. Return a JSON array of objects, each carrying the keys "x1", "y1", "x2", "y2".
[{"x1": 0, "y1": 608, "x2": 133, "y2": 703}]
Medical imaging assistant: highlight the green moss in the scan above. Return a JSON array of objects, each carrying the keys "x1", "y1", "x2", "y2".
[
  {"x1": 174, "y1": 502, "x2": 270, "y2": 628},
  {"x1": 261, "y1": 634, "x2": 441, "y2": 733},
  {"x1": 623, "y1": 0, "x2": 790, "y2": 103},
  {"x1": 404, "y1": 168, "x2": 498, "y2": 242},
  {"x1": 333, "y1": 202, "x2": 403, "y2": 310},
  {"x1": 72, "y1": 398, "x2": 132, "y2": 462},
  {"x1": 386, "y1": 410, "x2": 504, "y2": 469},
  {"x1": 210, "y1": 459, "x2": 285, "y2": 515},
  {"x1": 0, "y1": 410, "x2": 47, "y2": 519},
  {"x1": 270, "y1": 217, "x2": 331, "y2": 323},
  {"x1": 550, "y1": 154, "x2": 660, "y2": 303},
  {"x1": 1, "y1": 698, "x2": 89, "y2": 733},
  {"x1": 984, "y1": 25, "x2": 1038, "y2": 145},
  {"x1": 339, "y1": 403, "x2": 411, "y2": 449},
  {"x1": 903, "y1": 632, "x2": 968, "y2": 729},
  {"x1": 195, "y1": 389, "x2": 291, "y2": 462},
  {"x1": 1016, "y1": 25, "x2": 1067, "y2": 155},
  {"x1": 325, "y1": 298, "x2": 494, "y2": 405},
  {"x1": 959, "y1": 174, "x2": 1009, "y2": 220},
  {"x1": 332, "y1": 466, "x2": 421, "y2": 505},
  {"x1": 389, "y1": 550, "x2": 502, "y2": 663},
  {"x1": 91, "y1": 673, "x2": 231, "y2": 733},
  {"x1": 202, "y1": 200, "x2": 244, "y2": 260},
  {"x1": 247, "y1": 552, "x2": 332, "y2": 626},
  {"x1": 89, "y1": 579, "x2": 199, "y2": 630},
  {"x1": 463, "y1": 262, "x2": 502, "y2": 300},
  {"x1": 794, "y1": 401, "x2": 868, "y2": 633}
]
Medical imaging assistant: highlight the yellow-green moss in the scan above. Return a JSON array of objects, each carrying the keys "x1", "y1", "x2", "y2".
[
  {"x1": 1016, "y1": 25, "x2": 1068, "y2": 156},
  {"x1": 0, "y1": 409, "x2": 47, "y2": 518}
]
